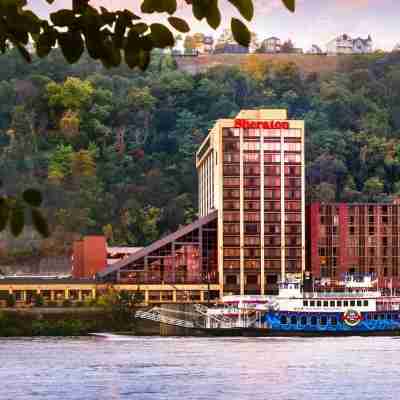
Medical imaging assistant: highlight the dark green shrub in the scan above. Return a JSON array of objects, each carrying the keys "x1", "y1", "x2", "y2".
[
  {"x1": 33, "y1": 294, "x2": 44, "y2": 307},
  {"x1": 6, "y1": 294, "x2": 16, "y2": 308}
]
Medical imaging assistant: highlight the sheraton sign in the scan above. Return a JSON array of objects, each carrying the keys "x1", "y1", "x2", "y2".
[{"x1": 234, "y1": 119, "x2": 289, "y2": 130}]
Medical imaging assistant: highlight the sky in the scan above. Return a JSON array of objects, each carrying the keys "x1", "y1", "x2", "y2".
[{"x1": 29, "y1": 0, "x2": 399, "y2": 51}]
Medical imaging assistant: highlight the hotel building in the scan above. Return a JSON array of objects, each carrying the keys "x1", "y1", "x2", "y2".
[{"x1": 197, "y1": 109, "x2": 305, "y2": 295}]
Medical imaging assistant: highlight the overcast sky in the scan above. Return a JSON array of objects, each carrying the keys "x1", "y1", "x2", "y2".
[{"x1": 30, "y1": 0, "x2": 398, "y2": 51}]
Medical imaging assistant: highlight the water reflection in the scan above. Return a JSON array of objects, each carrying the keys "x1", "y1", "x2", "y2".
[{"x1": 0, "y1": 336, "x2": 398, "y2": 400}]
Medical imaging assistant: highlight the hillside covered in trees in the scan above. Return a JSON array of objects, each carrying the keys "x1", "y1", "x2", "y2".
[{"x1": 1, "y1": 49, "x2": 400, "y2": 263}]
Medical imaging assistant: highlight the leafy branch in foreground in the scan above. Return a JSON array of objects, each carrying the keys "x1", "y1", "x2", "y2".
[
  {"x1": 0, "y1": 183, "x2": 49, "y2": 237},
  {"x1": 0, "y1": 0, "x2": 295, "y2": 69}
]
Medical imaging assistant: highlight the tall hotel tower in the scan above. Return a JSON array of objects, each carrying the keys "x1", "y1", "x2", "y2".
[{"x1": 196, "y1": 109, "x2": 305, "y2": 295}]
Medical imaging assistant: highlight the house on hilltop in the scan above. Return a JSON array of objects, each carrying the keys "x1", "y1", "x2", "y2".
[
  {"x1": 260, "y1": 37, "x2": 281, "y2": 53},
  {"x1": 326, "y1": 34, "x2": 373, "y2": 55}
]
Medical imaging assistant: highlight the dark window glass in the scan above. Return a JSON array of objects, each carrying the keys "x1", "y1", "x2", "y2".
[
  {"x1": 311, "y1": 316, "x2": 317, "y2": 325},
  {"x1": 226, "y1": 275, "x2": 237, "y2": 285},
  {"x1": 320, "y1": 316, "x2": 327, "y2": 326},
  {"x1": 280, "y1": 315, "x2": 288, "y2": 324},
  {"x1": 331, "y1": 317, "x2": 337, "y2": 325},
  {"x1": 300, "y1": 316, "x2": 307, "y2": 325},
  {"x1": 290, "y1": 316, "x2": 297, "y2": 325}
]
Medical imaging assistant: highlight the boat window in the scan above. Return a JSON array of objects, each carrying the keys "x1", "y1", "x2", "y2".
[
  {"x1": 374, "y1": 314, "x2": 378, "y2": 320},
  {"x1": 290, "y1": 316, "x2": 297, "y2": 325},
  {"x1": 363, "y1": 300, "x2": 368, "y2": 307},
  {"x1": 344, "y1": 300, "x2": 349, "y2": 307},
  {"x1": 337, "y1": 301, "x2": 342, "y2": 307},
  {"x1": 300, "y1": 316, "x2": 307, "y2": 325},
  {"x1": 317, "y1": 301, "x2": 322, "y2": 307},
  {"x1": 280, "y1": 315, "x2": 288, "y2": 324},
  {"x1": 330, "y1": 301, "x2": 335, "y2": 307},
  {"x1": 310, "y1": 300, "x2": 315, "y2": 307},
  {"x1": 387, "y1": 314, "x2": 392, "y2": 320},
  {"x1": 311, "y1": 316, "x2": 317, "y2": 325},
  {"x1": 367, "y1": 313, "x2": 373, "y2": 320},
  {"x1": 320, "y1": 316, "x2": 327, "y2": 325},
  {"x1": 331, "y1": 316, "x2": 337, "y2": 325},
  {"x1": 380, "y1": 314, "x2": 385, "y2": 320},
  {"x1": 350, "y1": 300, "x2": 356, "y2": 307},
  {"x1": 303, "y1": 300, "x2": 308, "y2": 307},
  {"x1": 357, "y1": 300, "x2": 362, "y2": 307},
  {"x1": 323, "y1": 301, "x2": 329, "y2": 307}
]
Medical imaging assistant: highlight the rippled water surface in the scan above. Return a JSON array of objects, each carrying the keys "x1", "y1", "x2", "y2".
[{"x1": 0, "y1": 335, "x2": 399, "y2": 400}]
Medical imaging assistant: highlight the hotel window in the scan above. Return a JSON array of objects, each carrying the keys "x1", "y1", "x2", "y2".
[
  {"x1": 264, "y1": 142, "x2": 281, "y2": 151},
  {"x1": 223, "y1": 212, "x2": 240, "y2": 222},
  {"x1": 244, "y1": 212, "x2": 260, "y2": 222},
  {"x1": 265, "y1": 165, "x2": 280, "y2": 176},
  {"x1": 245, "y1": 223, "x2": 259, "y2": 234},
  {"x1": 243, "y1": 142, "x2": 260, "y2": 151},
  {"x1": 244, "y1": 129, "x2": 259, "y2": 138},
  {"x1": 265, "y1": 176, "x2": 280, "y2": 187},
  {"x1": 245, "y1": 237, "x2": 260, "y2": 246},
  {"x1": 245, "y1": 260, "x2": 260, "y2": 269},
  {"x1": 223, "y1": 128, "x2": 238, "y2": 137},
  {"x1": 244, "y1": 165, "x2": 260, "y2": 176},
  {"x1": 224, "y1": 224, "x2": 240, "y2": 234},
  {"x1": 224, "y1": 153, "x2": 240, "y2": 163},
  {"x1": 245, "y1": 189, "x2": 260, "y2": 199},
  {"x1": 224, "y1": 189, "x2": 240, "y2": 199},
  {"x1": 264, "y1": 153, "x2": 280, "y2": 163},
  {"x1": 226, "y1": 275, "x2": 238, "y2": 285},
  {"x1": 284, "y1": 153, "x2": 301, "y2": 163},
  {"x1": 243, "y1": 153, "x2": 260, "y2": 162},
  {"x1": 246, "y1": 275, "x2": 258, "y2": 285},
  {"x1": 224, "y1": 165, "x2": 240, "y2": 175},
  {"x1": 244, "y1": 248, "x2": 261, "y2": 258},
  {"x1": 285, "y1": 165, "x2": 301, "y2": 176},
  {"x1": 244, "y1": 177, "x2": 260, "y2": 187},
  {"x1": 224, "y1": 177, "x2": 240, "y2": 187},
  {"x1": 284, "y1": 142, "x2": 301, "y2": 152},
  {"x1": 224, "y1": 236, "x2": 240, "y2": 246},
  {"x1": 245, "y1": 201, "x2": 260, "y2": 210},
  {"x1": 224, "y1": 248, "x2": 241, "y2": 258},
  {"x1": 224, "y1": 142, "x2": 239, "y2": 152}
]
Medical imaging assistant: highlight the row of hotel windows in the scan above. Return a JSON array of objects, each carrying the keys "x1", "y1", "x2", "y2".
[
  {"x1": 224, "y1": 189, "x2": 301, "y2": 200},
  {"x1": 319, "y1": 247, "x2": 400, "y2": 257},
  {"x1": 320, "y1": 205, "x2": 400, "y2": 215},
  {"x1": 223, "y1": 248, "x2": 302, "y2": 258},
  {"x1": 224, "y1": 223, "x2": 301, "y2": 235},
  {"x1": 224, "y1": 165, "x2": 301, "y2": 176},
  {"x1": 224, "y1": 201, "x2": 301, "y2": 211},
  {"x1": 223, "y1": 128, "x2": 302, "y2": 138},
  {"x1": 224, "y1": 260, "x2": 300, "y2": 271},
  {"x1": 320, "y1": 215, "x2": 400, "y2": 226},
  {"x1": 224, "y1": 212, "x2": 302, "y2": 223},
  {"x1": 224, "y1": 236, "x2": 301, "y2": 246},
  {"x1": 224, "y1": 153, "x2": 301, "y2": 163},
  {"x1": 224, "y1": 177, "x2": 301, "y2": 187}
]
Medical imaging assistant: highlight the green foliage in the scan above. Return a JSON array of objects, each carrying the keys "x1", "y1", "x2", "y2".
[
  {"x1": 6, "y1": 294, "x2": 16, "y2": 308},
  {"x1": 33, "y1": 293, "x2": 44, "y2": 307},
  {"x1": 1, "y1": 48, "x2": 400, "y2": 248}
]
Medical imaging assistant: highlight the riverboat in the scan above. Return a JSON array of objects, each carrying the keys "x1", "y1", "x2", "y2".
[{"x1": 203, "y1": 276, "x2": 400, "y2": 335}]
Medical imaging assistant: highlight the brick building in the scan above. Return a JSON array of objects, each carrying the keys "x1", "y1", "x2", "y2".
[{"x1": 307, "y1": 202, "x2": 400, "y2": 286}]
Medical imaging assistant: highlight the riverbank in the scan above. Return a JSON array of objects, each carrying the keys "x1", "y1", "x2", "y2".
[{"x1": 0, "y1": 308, "x2": 162, "y2": 337}]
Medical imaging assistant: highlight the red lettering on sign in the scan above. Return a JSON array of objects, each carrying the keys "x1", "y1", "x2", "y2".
[{"x1": 234, "y1": 119, "x2": 290, "y2": 130}]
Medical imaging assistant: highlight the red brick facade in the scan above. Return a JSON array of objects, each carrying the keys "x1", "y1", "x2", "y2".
[{"x1": 72, "y1": 236, "x2": 107, "y2": 278}]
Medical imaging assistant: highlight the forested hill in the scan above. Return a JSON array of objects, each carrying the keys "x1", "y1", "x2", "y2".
[{"x1": 1, "y1": 49, "x2": 400, "y2": 262}]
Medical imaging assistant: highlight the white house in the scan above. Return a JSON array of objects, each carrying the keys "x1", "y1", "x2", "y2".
[
  {"x1": 326, "y1": 34, "x2": 373, "y2": 55},
  {"x1": 261, "y1": 37, "x2": 281, "y2": 53}
]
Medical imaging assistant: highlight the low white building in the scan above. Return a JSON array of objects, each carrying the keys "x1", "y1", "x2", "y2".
[
  {"x1": 307, "y1": 44, "x2": 323, "y2": 54},
  {"x1": 326, "y1": 34, "x2": 373, "y2": 55}
]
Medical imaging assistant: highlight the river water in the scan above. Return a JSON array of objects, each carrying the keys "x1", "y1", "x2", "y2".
[{"x1": 0, "y1": 335, "x2": 398, "y2": 400}]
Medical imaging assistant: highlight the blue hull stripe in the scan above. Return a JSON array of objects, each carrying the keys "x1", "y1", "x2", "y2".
[{"x1": 263, "y1": 311, "x2": 400, "y2": 333}]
